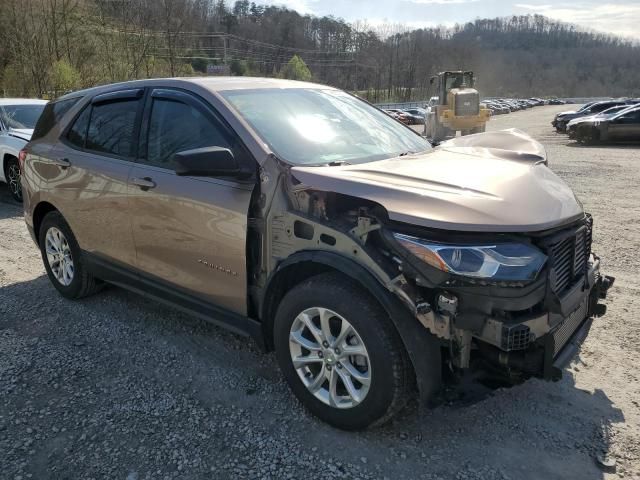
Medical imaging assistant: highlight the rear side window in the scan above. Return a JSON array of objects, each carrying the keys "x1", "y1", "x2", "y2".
[
  {"x1": 618, "y1": 110, "x2": 640, "y2": 123},
  {"x1": 592, "y1": 103, "x2": 620, "y2": 113},
  {"x1": 86, "y1": 99, "x2": 141, "y2": 158},
  {"x1": 66, "y1": 106, "x2": 91, "y2": 149},
  {"x1": 144, "y1": 98, "x2": 231, "y2": 168},
  {"x1": 31, "y1": 97, "x2": 81, "y2": 141}
]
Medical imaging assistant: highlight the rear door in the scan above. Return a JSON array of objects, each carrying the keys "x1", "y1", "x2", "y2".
[
  {"x1": 128, "y1": 88, "x2": 255, "y2": 315},
  {"x1": 46, "y1": 90, "x2": 144, "y2": 266}
]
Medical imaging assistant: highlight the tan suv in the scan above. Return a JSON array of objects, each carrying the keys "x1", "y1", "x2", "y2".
[{"x1": 21, "y1": 78, "x2": 613, "y2": 429}]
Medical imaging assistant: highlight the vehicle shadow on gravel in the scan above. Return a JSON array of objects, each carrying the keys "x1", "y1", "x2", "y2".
[
  {"x1": 0, "y1": 188, "x2": 22, "y2": 218},
  {"x1": 566, "y1": 142, "x2": 640, "y2": 149},
  {"x1": 0, "y1": 276, "x2": 626, "y2": 480}
]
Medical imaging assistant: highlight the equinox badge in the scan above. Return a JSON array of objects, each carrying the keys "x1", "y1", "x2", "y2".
[{"x1": 198, "y1": 259, "x2": 238, "y2": 276}]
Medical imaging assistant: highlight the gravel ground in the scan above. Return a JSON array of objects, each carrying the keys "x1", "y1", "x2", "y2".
[{"x1": 1, "y1": 105, "x2": 639, "y2": 480}]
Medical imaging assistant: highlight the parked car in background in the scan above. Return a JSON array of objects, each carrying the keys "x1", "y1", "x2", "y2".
[
  {"x1": 547, "y1": 98, "x2": 566, "y2": 105},
  {"x1": 384, "y1": 109, "x2": 411, "y2": 124},
  {"x1": 403, "y1": 107, "x2": 427, "y2": 123},
  {"x1": 552, "y1": 100, "x2": 626, "y2": 133},
  {"x1": 574, "y1": 105, "x2": 640, "y2": 144},
  {"x1": 0, "y1": 99, "x2": 48, "y2": 201},
  {"x1": 20, "y1": 77, "x2": 612, "y2": 429},
  {"x1": 483, "y1": 101, "x2": 509, "y2": 115},
  {"x1": 567, "y1": 105, "x2": 633, "y2": 139}
]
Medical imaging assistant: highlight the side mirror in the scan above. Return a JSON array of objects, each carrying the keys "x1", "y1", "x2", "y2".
[{"x1": 173, "y1": 146, "x2": 252, "y2": 179}]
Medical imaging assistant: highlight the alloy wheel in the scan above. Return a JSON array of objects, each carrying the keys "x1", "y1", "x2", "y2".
[
  {"x1": 289, "y1": 307, "x2": 371, "y2": 409},
  {"x1": 7, "y1": 162, "x2": 22, "y2": 201},
  {"x1": 45, "y1": 227, "x2": 74, "y2": 286}
]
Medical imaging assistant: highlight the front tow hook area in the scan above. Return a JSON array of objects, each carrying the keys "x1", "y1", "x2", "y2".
[
  {"x1": 599, "y1": 275, "x2": 615, "y2": 298},
  {"x1": 592, "y1": 275, "x2": 615, "y2": 317}
]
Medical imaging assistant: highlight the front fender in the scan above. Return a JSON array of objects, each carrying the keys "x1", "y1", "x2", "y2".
[{"x1": 0, "y1": 133, "x2": 28, "y2": 181}]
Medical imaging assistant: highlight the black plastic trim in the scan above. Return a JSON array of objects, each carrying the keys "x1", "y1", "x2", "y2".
[
  {"x1": 83, "y1": 252, "x2": 265, "y2": 348},
  {"x1": 92, "y1": 88, "x2": 144, "y2": 105}
]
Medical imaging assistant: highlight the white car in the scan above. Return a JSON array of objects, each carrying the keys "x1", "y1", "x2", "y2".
[{"x1": 0, "y1": 98, "x2": 48, "y2": 201}]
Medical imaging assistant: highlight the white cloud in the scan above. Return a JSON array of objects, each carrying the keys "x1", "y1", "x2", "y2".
[
  {"x1": 262, "y1": 0, "x2": 316, "y2": 14},
  {"x1": 515, "y1": 3, "x2": 640, "y2": 40},
  {"x1": 407, "y1": 0, "x2": 480, "y2": 3}
]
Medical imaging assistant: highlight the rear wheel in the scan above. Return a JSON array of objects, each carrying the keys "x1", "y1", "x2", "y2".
[
  {"x1": 274, "y1": 273, "x2": 414, "y2": 430},
  {"x1": 39, "y1": 211, "x2": 101, "y2": 299},
  {"x1": 4, "y1": 156, "x2": 22, "y2": 202},
  {"x1": 471, "y1": 124, "x2": 486, "y2": 134}
]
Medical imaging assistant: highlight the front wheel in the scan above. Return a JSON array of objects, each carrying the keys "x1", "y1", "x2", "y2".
[
  {"x1": 5, "y1": 156, "x2": 22, "y2": 202},
  {"x1": 274, "y1": 273, "x2": 414, "y2": 430}
]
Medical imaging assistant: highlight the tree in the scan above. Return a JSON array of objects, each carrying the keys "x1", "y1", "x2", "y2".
[
  {"x1": 230, "y1": 59, "x2": 247, "y2": 76},
  {"x1": 50, "y1": 59, "x2": 80, "y2": 94},
  {"x1": 278, "y1": 55, "x2": 312, "y2": 81}
]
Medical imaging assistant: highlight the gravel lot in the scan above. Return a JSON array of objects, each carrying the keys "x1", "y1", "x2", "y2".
[{"x1": 1, "y1": 105, "x2": 639, "y2": 480}]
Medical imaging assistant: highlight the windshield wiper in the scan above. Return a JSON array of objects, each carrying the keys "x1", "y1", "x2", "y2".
[{"x1": 327, "y1": 160, "x2": 350, "y2": 166}]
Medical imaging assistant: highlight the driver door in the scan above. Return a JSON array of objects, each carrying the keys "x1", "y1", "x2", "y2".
[
  {"x1": 128, "y1": 88, "x2": 255, "y2": 315},
  {"x1": 609, "y1": 110, "x2": 640, "y2": 141}
]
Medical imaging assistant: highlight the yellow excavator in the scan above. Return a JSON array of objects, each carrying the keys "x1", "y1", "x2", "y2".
[{"x1": 424, "y1": 71, "x2": 491, "y2": 142}]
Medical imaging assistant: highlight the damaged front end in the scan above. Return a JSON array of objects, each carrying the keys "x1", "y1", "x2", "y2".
[
  {"x1": 379, "y1": 215, "x2": 614, "y2": 382},
  {"x1": 273, "y1": 129, "x2": 614, "y2": 387}
]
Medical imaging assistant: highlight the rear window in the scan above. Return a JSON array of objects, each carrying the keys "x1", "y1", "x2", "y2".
[
  {"x1": 31, "y1": 97, "x2": 81, "y2": 141},
  {"x1": 85, "y1": 98, "x2": 141, "y2": 158},
  {"x1": 66, "y1": 105, "x2": 91, "y2": 149}
]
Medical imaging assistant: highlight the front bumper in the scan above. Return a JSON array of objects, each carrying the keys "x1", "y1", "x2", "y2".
[
  {"x1": 474, "y1": 264, "x2": 614, "y2": 380},
  {"x1": 553, "y1": 120, "x2": 568, "y2": 132}
]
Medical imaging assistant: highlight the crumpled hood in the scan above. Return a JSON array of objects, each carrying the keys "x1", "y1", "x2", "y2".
[
  {"x1": 291, "y1": 129, "x2": 584, "y2": 233},
  {"x1": 7, "y1": 128, "x2": 33, "y2": 141}
]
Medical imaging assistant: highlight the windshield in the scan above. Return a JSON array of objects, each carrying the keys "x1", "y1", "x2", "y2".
[
  {"x1": 445, "y1": 73, "x2": 473, "y2": 90},
  {"x1": 0, "y1": 104, "x2": 46, "y2": 129},
  {"x1": 221, "y1": 88, "x2": 431, "y2": 165},
  {"x1": 578, "y1": 102, "x2": 595, "y2": 112}
]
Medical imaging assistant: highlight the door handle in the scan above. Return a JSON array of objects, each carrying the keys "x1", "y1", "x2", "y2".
[
  {"x1": 131, "y1": 177, "x2": 156, "y2": 191},
  {"x1": 51, "y1": 158, "x2": 71, "y2": 169}
]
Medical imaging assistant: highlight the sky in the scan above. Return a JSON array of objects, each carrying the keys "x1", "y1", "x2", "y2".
[{"x1": 254, "y1": 0, "x2": 640, "y2": 40}]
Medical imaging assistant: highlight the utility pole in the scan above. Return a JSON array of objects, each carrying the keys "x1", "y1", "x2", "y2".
[{"x1": 223, "y1": 35, "x2": 228, "y2": 65}]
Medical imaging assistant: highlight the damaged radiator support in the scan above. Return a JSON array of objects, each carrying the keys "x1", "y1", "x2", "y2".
[{"x1": 415, "y1": 293, "x2": 473, "y2": 369}]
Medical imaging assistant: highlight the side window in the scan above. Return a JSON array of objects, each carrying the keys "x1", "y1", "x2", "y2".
[
  {"x1": 144, "y1": 98, "x2": 232, "y2": 169},
  {"x1": 32, "y1": 97, "x2": 81, "y2": 141},
  {"x1": 86, "y1": 99, "x2": 141, "y2": 158},
  {"x1": 619, "y1": 111, "x2": 640, "y2": 123},
  {"x1": 66, "y1": 106, "x2": 91, "y2": 149}
]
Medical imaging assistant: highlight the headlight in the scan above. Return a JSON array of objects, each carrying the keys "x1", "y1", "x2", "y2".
[{"x1": 393, "y1": 233, "x2": 547, "y2": 282}]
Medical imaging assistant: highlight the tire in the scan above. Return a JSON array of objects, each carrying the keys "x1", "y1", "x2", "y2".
[
  {"x1": 274, "y1": 272, "x2": 414, "y2": 430},
  {"x1": 471, "y1": 124, "x2": 486, "y2": 134},
  {"x1": 38, "y1": 211, "x2": 101, "y2": 299},
  {"x1": 4, "y1": 156, "x2": 22, "y2": 203},
  {"x1": 587, "y1": 128, "x2": 600, "y2": 145}
]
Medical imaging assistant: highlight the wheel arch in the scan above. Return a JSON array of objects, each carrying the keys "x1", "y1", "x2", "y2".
[
  {"x1": 260, "y1": 250, "x2": 442, "y2": 403},
  {"x1": 2, "y1": 152, "x2": 18, "y2": 180},
  {"x1": 32, "y1": 201, "x2": 59, "y2": 246}
]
